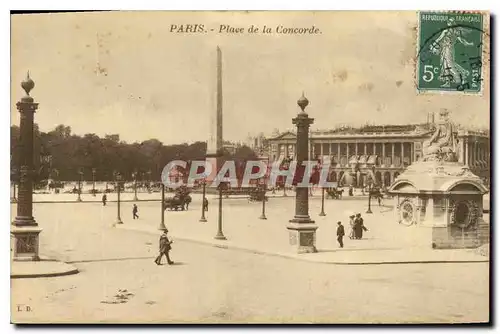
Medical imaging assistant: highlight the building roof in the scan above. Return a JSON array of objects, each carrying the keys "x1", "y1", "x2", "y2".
[{"x1": 267, "y1": 122, "x2": 489, "y2": 141}]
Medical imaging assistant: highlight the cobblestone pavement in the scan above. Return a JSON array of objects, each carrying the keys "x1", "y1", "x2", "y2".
[{"x1": 11, "y1": 201, "x2": 489, "y2": 323}]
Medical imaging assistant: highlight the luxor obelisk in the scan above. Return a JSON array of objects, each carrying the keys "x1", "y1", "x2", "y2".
[{"x1": 206, "y1": 46, "x2": 224, "y2": 184}]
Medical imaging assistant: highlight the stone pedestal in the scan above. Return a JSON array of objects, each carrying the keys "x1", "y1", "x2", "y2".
[
  {"x1": 287, "y1": 218, "x2": 318, "y2": 253},
  {"x1": 11, "y1": 226, "x2": 42, "y2": 261},
  {"x1": 389, "y1": 160, "x2": 488, "y2": 249}
]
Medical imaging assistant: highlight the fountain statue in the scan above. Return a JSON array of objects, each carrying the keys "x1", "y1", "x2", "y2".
[{"x1": 422, "y1": 109, "x2": 458, "y2": 162}]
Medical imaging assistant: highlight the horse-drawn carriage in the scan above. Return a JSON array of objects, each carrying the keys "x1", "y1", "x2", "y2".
[
  {"x1": 248, "y1": 186, "x2": 268, "y2": 202},
  {"x1": 326, "y1": 187, "x2": 344, "y2": 199},
  {"x1": 164, "y1": 186, "x2": 192, "y2": 211},
  {"x1": 368, "y1": 186, "x2": 388, "y2": 205}
]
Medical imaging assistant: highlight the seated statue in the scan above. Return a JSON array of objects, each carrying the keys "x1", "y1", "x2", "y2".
[{"x1": 422, "y1": 110, "x2": 458, "y2": 162}]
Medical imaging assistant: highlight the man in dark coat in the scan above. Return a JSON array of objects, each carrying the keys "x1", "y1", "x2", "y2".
[
  {"x1": 203, "y1": 197, "x2": 209, "y2": 212},
  {"x1": 154, "y1": 229, "x2": 174, "y2": 265},
  {"x1": 336, "y1": 221, "x2": 345, "y2": 248},
  {"x1": 132, "y1": 204, "x2": 139, "y2": 219},
  {"x1": 102, "y1": 194, "x2": 107, "y2": 206}
]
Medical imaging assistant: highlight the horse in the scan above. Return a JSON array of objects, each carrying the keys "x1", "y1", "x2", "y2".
[
  {"x1": 369, "y1": 188, "x2": 385, "y2": 206},
  {"x1": 326, "y1": 188, "x2": 344, "y2": 199},
  {"x1": 164, "y1": 194, "x2": 192, "y2": 211}
]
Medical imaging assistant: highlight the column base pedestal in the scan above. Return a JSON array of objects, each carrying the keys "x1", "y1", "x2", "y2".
[
  {"x1": 11, "y1": 225, "x2": 43, "y2": 261},
  {"x1": 287, "y1": 218, "x2": 318, "y2": 254}
]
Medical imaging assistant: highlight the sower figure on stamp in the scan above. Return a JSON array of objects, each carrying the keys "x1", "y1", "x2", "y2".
[
  {"x1": 429, "y1": 17, "x2": 475, "y2": 88},
  {"x1": 155, "y1": 229, "x2": 174, "y2": 265}
]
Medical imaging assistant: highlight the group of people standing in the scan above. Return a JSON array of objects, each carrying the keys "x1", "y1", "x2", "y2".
[{"x1": 336, "y1": 213, "x2": 368, "y2": 248}]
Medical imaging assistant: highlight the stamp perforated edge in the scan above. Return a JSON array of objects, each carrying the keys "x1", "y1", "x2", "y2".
[{"x1": 415, "y1": 10, "x2": 490, "y2": 96}]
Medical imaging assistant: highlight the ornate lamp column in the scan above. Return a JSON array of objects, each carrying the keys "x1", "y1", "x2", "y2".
[
  {"x1": 287, "y1": 93, "x2": 319, "y2": 253},
  {"x1": 11, "y1": 73, "x2": 43, "y2": 261},
  {"x1": 115, "y1": 172, "x2": 123, "y2": 225}
]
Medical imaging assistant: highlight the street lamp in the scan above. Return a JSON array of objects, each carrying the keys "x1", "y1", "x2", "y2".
[
  {"x1": 319, "y1": 186, "x2": 326, "y2": 216},
  {"x1": 259, "y1": 177, "x2": 267, "y2": 220},
  {"x1": 77, "y1": 168, "x2": 83, "y2": 202},
  {"x1": 147, "y1": 170, "x2": 152, "y2": 193},
  {"x1": 105, "y1": 172, "x2": 109, "y2": 193},
  {"x1": 133, "y1": 170, "x2": 138, "y2": 201},
  {"x1": 92, "y1": 168, "x2": 96, "y2": 197},
  {"x1": 159, "y1": 182, "x2": 167, "y2": 230},
  {"x1": 115, "y1": 172, "x2": 123, "y2": 224},
  {"x1": 11, "y1": 72, "x2": 43, "y2": 261},
  {"x1": 199, "y1": 177, "x2": 207, "y2": 222},
  {"x1": 366, "y1": 178, "x2": 373, "y2": 214},
  {"x1": 214, "y1": 181, "x2": 227, "y2": 240}
]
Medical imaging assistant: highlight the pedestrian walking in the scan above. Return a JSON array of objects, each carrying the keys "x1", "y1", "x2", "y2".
[
  {"x1": 336, "y1": 221, "x2": 345, "y2": 248},
  {"x1": 154, "y1": 229, "x2": 174, "y2": 265},
  {"x1": 132, "y1": 204, "x2": 139, "y2": 219},
  {"x1": 102, "y1": 194, "x2": 107, "y2": 206},
  {"x1": 348, "y1": 214, "x2": 356, "y2": 239},
  {"x1": 353, "y1": 213, "x2": 368, "y2": 239}
]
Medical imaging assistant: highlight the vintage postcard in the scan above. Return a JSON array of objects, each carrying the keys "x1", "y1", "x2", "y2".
[{"x1": 10, "y1": 11, "x2": 490, "y2": 324}]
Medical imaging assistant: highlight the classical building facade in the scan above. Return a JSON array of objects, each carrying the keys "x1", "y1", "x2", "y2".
[{"x1": 266, "y1": 120, "x2": 490, "y2": 188}]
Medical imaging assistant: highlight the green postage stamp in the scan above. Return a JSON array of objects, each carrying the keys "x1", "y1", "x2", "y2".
[{"x1": 417, "y1": 11, "x2": 485, "y2": 94}]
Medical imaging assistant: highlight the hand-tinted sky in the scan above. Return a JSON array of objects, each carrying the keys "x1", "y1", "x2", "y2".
[{"x1": 11, "y1": 11, "x2": 489, "y2": 145}]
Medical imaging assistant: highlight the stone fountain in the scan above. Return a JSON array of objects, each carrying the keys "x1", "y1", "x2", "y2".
[{"x1": 388, "y1": 110, "x2": 489, "y2": 249}]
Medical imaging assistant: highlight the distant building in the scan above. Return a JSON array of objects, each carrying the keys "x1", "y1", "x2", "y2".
[
  {"x1": 266, "y1": 114, "x2": 490, "y2": 187},
  {"x1": 222, "y1": 141, "x2": 238, "y2": 155}
]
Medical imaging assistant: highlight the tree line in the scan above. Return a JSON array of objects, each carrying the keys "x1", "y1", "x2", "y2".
[{"x1": 10, "y1": 124, "x2": 258, "y2": 183}]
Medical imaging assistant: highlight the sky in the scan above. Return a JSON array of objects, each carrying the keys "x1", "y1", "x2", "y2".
[{"x1": 11, "y1": 11, "x2": 490, "y2": 145}]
